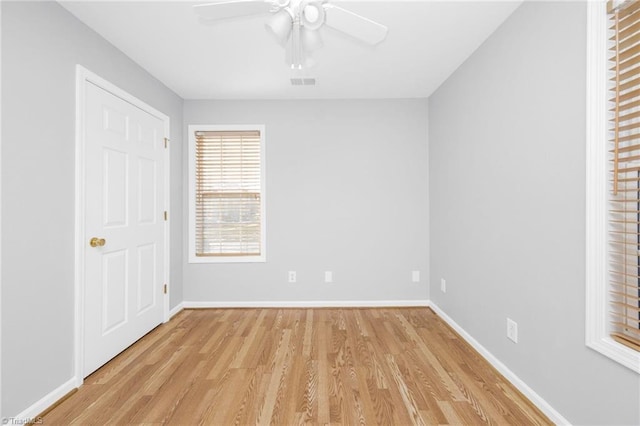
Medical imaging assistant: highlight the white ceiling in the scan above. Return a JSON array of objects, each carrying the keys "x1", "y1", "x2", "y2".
[{"x1": 59, "y1": 0, "x2": 521, "y2": 100}]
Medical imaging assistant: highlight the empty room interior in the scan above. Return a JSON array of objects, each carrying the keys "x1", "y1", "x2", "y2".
[{"x1": 2, "y1": 0, "x2": 640, "y2": 424}]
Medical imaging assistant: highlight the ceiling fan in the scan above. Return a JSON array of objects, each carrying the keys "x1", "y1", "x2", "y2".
[{"x1": 193, "y1": 0, "x2": 388, "y2": 70}]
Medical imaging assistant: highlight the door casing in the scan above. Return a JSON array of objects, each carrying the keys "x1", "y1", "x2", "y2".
[{"x1": 74, "y1": 65, "x2": 170, "y2": 385}]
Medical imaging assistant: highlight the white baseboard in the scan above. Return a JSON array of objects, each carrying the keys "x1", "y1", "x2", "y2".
[
  {"x1": 183, "y1": 299, "x2": 430, "y2": 309},
  {"x1": 169, "y1": 302, "x2": 184, "y2": 319},
  {"x1": 427, "y1": 302, "x2": 570, "y2": 426},
  {"x1": 10, "y1": 376, "x2": 76, "y2": 422}
]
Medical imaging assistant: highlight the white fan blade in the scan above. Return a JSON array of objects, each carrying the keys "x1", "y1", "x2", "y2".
[
  {"x1": 323, "y1": 4, "x2": 388, "y2": 45},
  {"x1": 194, "y1": 1, "x2": 273, "y2": 22}
]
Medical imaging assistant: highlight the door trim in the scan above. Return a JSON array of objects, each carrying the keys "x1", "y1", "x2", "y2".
[{"x1": 74, "y1": 65, "x2": 170, "y2": 386}]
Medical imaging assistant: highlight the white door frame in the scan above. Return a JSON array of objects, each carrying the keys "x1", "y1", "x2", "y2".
[{"x1": 73, "y1": 65, "x2": 170, "y2": 386}]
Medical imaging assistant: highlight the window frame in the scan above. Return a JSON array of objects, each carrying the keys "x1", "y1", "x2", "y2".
[
  {"x1": 586, "y1": 1, "x2": 640, "y2": 373},
  {"x1": 187, "y1": 124, "x2": 266, "y2": 263}
]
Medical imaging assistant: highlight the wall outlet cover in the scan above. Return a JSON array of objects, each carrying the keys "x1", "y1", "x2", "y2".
[{"x1": 507, "y1": 318, "x2": 518, "y2": 343}]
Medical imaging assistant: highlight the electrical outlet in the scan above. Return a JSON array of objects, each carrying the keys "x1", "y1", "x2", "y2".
[
  {"x1": 288, "y1": 271, "x2": 296, "y2": 283},
  {"x1": 507, "y1": 318, "x2": 518, "y2": 343},
  {"x1": 440, "y1": 278, "x2": 446, "y2": 293},
  {"x1": 324, "y1": 271, "x2": 333, "y2": 283},
  {"x1": 412, "y1": 270, "x2": 420, "y2": 282}
]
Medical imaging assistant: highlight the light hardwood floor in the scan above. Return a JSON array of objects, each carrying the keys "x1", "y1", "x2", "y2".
[{"x1": 44, "y1": 308, "x2": 552, "y2": 425}]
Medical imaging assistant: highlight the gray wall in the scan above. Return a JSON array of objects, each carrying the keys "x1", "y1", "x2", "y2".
[
  {"x1": 429, "y1": 2, "x2": 640, "y2": 425},
  {"x1": 1, "y1": 1, "x2": 183, "y2": 416},
  {"x1": 183, "y1": 100, "x2": 429, "y2": 303}
]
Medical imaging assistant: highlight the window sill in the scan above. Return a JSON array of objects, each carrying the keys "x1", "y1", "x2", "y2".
[
  {"x1": 188, "y1": 255, "x2": 266, "y2": 264},
  {"x1": 587, "y1": 336, "x2": 640, "y2": 374}
]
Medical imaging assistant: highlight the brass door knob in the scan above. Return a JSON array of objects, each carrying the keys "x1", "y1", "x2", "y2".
[{"x1": 89, "y1": 237, "x2": 106, "y2": 247}]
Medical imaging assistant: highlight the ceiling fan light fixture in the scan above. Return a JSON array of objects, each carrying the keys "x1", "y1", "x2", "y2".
[
  {"x1": 194, "y1": 0, "x2": 389, "y2": 71},
  {"x1": 300, "y1": 27, "x2": 323, "y2": 52},
  {"x1": 300, "y1": 1, "x2": 325, "y2": 31},
  {"x1": 265, "y1": 8, "x2": 293, "y2": 45}
]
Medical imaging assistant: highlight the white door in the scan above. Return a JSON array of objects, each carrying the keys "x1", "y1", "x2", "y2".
[{"x1": 83, "y1": 81, "x2": 165, "y2": 377}]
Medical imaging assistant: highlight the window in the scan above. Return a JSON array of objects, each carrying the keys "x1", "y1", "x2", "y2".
[
  {"x1": 608, "y1": 0, "x2": 640, "y2": 352},
  {"x1": 586, "y1": 0, "x2": 640, "y2": 373},
  {"x1": 188, "y1": 125, "x2": 266, "y2": 263}
]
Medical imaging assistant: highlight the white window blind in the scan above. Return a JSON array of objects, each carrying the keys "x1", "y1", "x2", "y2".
[
  {"x1": 608, "y1": 0, "x2": 640, "y2": 352},
  {"x1": 194, "y1": 129, "x2": 263, "y2": 258}
]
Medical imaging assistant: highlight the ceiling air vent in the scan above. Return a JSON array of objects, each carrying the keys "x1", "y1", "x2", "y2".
[{"x1": 290, "y1": 77, "x2": 316, "y2": 86}]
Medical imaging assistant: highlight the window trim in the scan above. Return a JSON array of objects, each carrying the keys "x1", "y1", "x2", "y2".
[
  {"x1": 586, "y1": 1, "x2": 640, "y2": 373},
  {"x1": 187, "y1": 124, "x2": 266, "y2": 263}
]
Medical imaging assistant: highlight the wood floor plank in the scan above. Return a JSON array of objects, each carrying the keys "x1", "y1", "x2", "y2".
[
  {"x1": 42, "y1": 308, "x2": 552, "y2": 425},
  {"x1": 317, "y1": 314, "x2": 331, "y2": 425},
  {"x1": 436, "y1": 400, "x2": 465, "y2": 425},
  {"x1": 257, "y1": 328, "x2": 292, "y2": 425},
  {"x1": 297, "y1": 359, "x2": 318, "y2": 424},
  {"x1": 385, "y1": 353, "x2": 427, "y2": 426}
]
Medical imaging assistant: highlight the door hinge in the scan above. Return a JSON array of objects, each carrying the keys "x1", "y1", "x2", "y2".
[
  {"x1": 163, "y1": 284, "x2": 167, "y2": 294},
  {"x1": 164, "y1": 137, "x2": 169, "y2": 148},
  {"x1": 164, "y1": 211, "x2": 168, "y2": 221}
]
